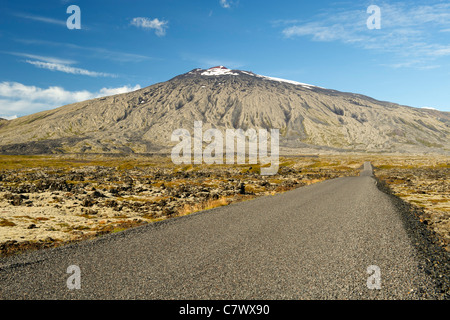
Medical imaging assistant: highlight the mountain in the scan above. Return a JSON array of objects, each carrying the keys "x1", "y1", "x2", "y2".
[{"x1": 0, "y1": 66, "x2": 449, "y2": 155}]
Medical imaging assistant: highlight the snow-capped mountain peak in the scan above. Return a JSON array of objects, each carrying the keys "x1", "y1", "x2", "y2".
[
  {"x1": 201, "y1": 66, "x2": 239, "y2": 76},
  {"x1": 190, "y1": 66, "x2": 319, "y2": 89}
]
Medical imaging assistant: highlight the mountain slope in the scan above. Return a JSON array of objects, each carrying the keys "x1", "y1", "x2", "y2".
[{"x1": 0, "y1": 66, "x2": 449, "y2": 154}]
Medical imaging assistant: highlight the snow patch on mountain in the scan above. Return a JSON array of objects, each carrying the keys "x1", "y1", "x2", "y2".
[
  {"x1": 201, "y1": 66, "x2": 238, "y2": 76},
  {"x1": 196, "y1": 66, "x2": 320, "y2": 89},
  {"x1": 259, "y1": 75, "x2": 318, "y2": 89}
]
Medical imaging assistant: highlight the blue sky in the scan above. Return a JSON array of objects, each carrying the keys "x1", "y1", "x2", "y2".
[{"x1": 1, "y1": 0, "x2": 450, "y2": 119}]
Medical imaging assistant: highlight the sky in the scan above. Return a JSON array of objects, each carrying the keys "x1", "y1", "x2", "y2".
[{"x1": 1, "y1": 0, "x2": 450, "y2": 119}]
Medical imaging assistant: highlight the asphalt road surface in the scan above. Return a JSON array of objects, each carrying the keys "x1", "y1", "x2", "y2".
[{"x1": 0, "y1": 162, "x2": 440, "y2": 299}]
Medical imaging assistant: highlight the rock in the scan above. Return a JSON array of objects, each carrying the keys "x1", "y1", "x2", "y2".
[
  {"x1": 81, "y1": 197, "x2": 96, "y2": 207},
  {"x1": 104, "y1": 199, "x2": 118, "y2": 208},
  {"x1": 5, "y1": 194, "x2": 28, "y2": 206},
  {"x1": 86, "y1": 209, "x2": 98, "y2": 215},
  {"x1": 260, "y1": 180, "x2": 270, "y2": 187},
  {"x1": 91, "y1": 190, "x2": 105, "y2": 198},
  {"x1": 162, "y1": 206, "x2": 175, "y2": 216},
  {"x1": 24, "y1": 200, "x2": 33, "y2": 206}
]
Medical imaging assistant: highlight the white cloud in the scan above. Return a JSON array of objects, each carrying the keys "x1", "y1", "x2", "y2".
[
  {"x1": 96, "y1": 85, "x2": 142, "y2": 97},
  {"x1": 429, "y1": 46, "x2": 450, "y2": 57},
  {"x1": 220, "y1": 0, "x2": 238, "y2": 9},
  {"x1": 14, "y1": 12, "x2": 66, "y2": 26},
  {"x1": 0, "y1": 82, "x2": 141, "y2": 117},
  {"x1": 24, "y1": 60, "x2": 117, "y2": 78},
  {"x1": 220, "y1": 0, "x2": 231, "y2": 8},
  {"x1": 283, "y1": 23, "x2": 348, "y2": 42},
  {"x1": 3, "y1": 52, "x2": 76, "y2": 65},
  {"x1": 130, "y1": 17, "x2": 168, "y2": 36},
  {"x1": 13, "y1": 39, "x2": 154, "y2": 63},
  {"x1": 2, "y1": 51, "x2": 117, "y2": 78},
  {"x1": 382, "y1": 60, "x2": 440, "y2": 70},
  {"x1": 0, "y1": 115, "x2": 18, "y2": 120},
  {"x1": 279, "y1": 2, "x2": 450, "y2": 68},
  {"x1": 81, "y1": 48, "x2": 153, "y2": 63}
]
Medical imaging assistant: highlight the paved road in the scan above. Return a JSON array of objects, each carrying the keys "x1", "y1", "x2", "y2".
[{"x1": 0, "y1": 162, "x2": 438, "y2": 299}]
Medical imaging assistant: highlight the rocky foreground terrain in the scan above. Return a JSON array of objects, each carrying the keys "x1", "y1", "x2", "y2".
[
  {"x1": 372, "y1": 156, "x2": 449, "y2": 252},
  {"x1": 1, "y1": 154, "x2": 448, "y2": 259},
  {"x1": 0, "y1": 155, "x2": 361, "y2": 256}
]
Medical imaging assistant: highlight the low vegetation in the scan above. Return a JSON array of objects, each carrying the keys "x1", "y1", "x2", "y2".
[
  {"x1": 0, "y1": 154, "x2": 447, "y2": 256},
  {"x1": 371, "y1": 156, "x2": 449, "y2": 251},
  {"x1": 0, "y1": 154, "x2": 360, "y2": 256}
]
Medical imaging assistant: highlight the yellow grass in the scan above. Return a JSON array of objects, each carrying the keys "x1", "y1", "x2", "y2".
[{"x1": 177, "y1": 196, "x2": 230, "y2": 216}]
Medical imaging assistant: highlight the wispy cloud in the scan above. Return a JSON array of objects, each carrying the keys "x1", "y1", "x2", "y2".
[
  {"x1": 0, "y1": 82, "x2": 141, "y2": 117},
  {"x1": 14, "y1": 38, "x2": 154, "y2": 63},
  {"x1": 278, "y1": 2, "x2": 450, "y2": 69},
  {"x1": 283, "y1": 23, "x2": 349, "y2": 42},
  {"x1": 14, "y1": 12, "x2": 66, "y2": 26},
  {"x1": 2, "y1": 51, "x2": 76, "y2": 65},
  {"x1": 220, "y1": 0, "x2": 231, "y2": 9},
  {"x1": 24, "y1": 60, "x2": 117, "y2": 78},
  {"x1": 130, "y1": 17, "x2": 168, "y2": 36},
  {"x1": 382, "y1": 60, "x2": 440, "y2": 70},
  {"x1": 2, "y1": 51, "x2": 117, "y2": 77},
  {"x1": 219, "y1": 0, "x2": 239, "y2": 9},
  {"x1": 271, "y1": 19, "x2": 303, "y2": 27}
]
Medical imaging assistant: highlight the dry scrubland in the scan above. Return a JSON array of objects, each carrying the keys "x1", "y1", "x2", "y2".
[
  {"x1": 0, "y1": 154, "x2": 448, "y2": 256},
  {"x1": 0, "y1": 155, "x2": 360, "y2": 256}
]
